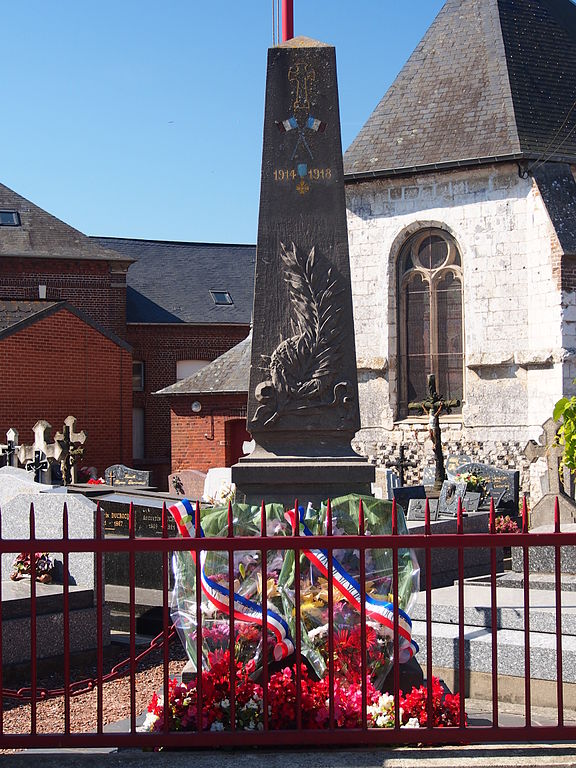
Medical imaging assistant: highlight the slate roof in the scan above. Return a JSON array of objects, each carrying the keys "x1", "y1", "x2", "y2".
[
  {"x1": 344, "y1": 0, "x2": 576, "y2": 178},
  {"x1": 92, "y1": 237, "x2": 256, "y2": 325},
  {"x1": 156, "y1": 332, "x2": 251, "y2": 395},
  {"x1": 0, "y1": 299, "x2": 131, "y2": 349},
  {"x1": 0, "y1": 183, "x2": 131, "y2": 262}
]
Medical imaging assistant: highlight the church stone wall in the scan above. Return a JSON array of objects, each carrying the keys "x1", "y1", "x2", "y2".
[{"x1": 346, "y1": 163, "x2": 566, "y2": 494}]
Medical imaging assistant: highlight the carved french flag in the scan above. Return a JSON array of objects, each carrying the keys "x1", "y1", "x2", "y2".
[
  {"x1": 276, "y1": 116, "x2": 298, "y2": 132},
  {"x1": 307, "y1": 116, "x2": 326, "y2": 133}
]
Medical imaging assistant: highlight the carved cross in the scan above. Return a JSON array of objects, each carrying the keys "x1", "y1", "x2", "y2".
[
  {"x1": 385, "y1": 444, "x2": 418, "y2": 487},
  {"x1": 0, "y1": 428, "x2": 19, "y2": 468},
  {"x1": 524, "y1": 417, "x2": 568, "y2": 497},
  {"x1": 288, "y1": 63, "x2": 315, "y2": 113},
  {"x1": 55, "y1": 416, "x2": 87, "y2": 486},
  {"x1": 409, "y1": 374, "x2": 461, "y2": 491}
]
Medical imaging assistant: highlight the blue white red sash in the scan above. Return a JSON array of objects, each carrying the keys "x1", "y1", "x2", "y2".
[
  {"x1": 168, "y1": 499, "x2": 418, "y2": 665},
  {"x1": 168, "y1": 499, "x2": 294, "y2": 661},
  {"x1": 285, "y1": 505, "x2": 418, "y2": 662}
]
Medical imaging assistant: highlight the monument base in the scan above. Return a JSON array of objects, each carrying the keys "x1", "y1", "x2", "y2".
[{"x1": 232, "y1": 455, "x2": 375, "y2": 508}]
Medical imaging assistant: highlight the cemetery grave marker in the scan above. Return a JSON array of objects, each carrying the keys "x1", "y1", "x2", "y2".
[
  {"x1": 385, "y1": 444, "x2": 417, "y2": 487},
  {"x1": 524, "y1": 417, "x2": 576, "y2": 527},
  {"x1": 105, "y1": 464, "x2": 150, "y2": 487},
  {"x1": 408, "y1": 374, "x2": 460, "y2": 490},
  {"x1": 18, "y1": 420, "x2": 61, "y2": 483},
  {"x1": 455, "y1": 462, "x2": 519, "y2": 511},
  {"x1": 55, "y1": 416, "x2": 87, "y2": 485},
  {"x1": 407, "y1": 498, "x2": 439, "y2": 521},
  {"x1": 438, "y1": 480, "x2": 467, "y2": 517},
  {"x1": 0, "y1": 428, "x2": 19, "y2": 468},
  {"x1": 392, "y1": 485, "x2": 426, "y2": 516}
]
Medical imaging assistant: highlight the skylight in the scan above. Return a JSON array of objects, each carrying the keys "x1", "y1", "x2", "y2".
[
  {"x1": 0, "y1": 211, "x2": 20, "y2": 226},
  {"x1": 210, "y1": 290, "x2": 233, "y2": 305}
]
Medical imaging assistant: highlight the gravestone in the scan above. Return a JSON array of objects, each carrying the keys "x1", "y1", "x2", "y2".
[
  {"x1": 203, "y1": 467, "x2": 234, "y2": 504},
  {"x1": 445, "y1": 453, "x2": 471, "y2": 477},
  {"x1": 168, "y1": 469, "x2": 206, "y2": 500},
  {"x1": 455, "y1": 462, "x2": 519, "y2": 511},
  {"x1": 392, "y1": 485, "x2": 426, "y2": 515},
  {"x1": 524, "y1": 417, "x2": 576, "y2": 528},
  {"x1": 18, "y1": 420, "x2": 62, "y2": 484},
  {"x1": 438, "y1": 480, "x2": 467, "y2": 517},
  {"x1": 463, "y1": 491, "x2": 482, "y2": 513},
  {"x1": 0, "y1": 474, "x2": 109, "y2": 664},
  {"x1": 105, "y1": 464, "x2": 150, "y2": 487},
  {"x1": 0, "y1": 428, "x2": 19, "y2": 468},
  {"x1": 421, "y1": 466, "x2": 436, "y2": 487},
  {"x1": 232, "y1": 35, "x2": 374, "y2": 505},
  {"x1": 407, "y1": 498, "x2": 439, "y2": 521}
]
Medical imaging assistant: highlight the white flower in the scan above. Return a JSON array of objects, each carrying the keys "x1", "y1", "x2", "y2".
[
  {"x1": 138, "y1": 712, "x2": 160, "y2": 733},
  {"x1": 403, "y1": 717, "x2": 421, "y2": 728},
  {"x1": 220, "y1": 698, "x2": 230, "y2": 709}
]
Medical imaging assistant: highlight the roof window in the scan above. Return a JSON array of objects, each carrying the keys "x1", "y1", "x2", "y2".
[
  {"x1": 210, "y1": 290, "x2": 233, "y2": 305},
  {"x1": 0, "y1": 211, "x2": 20, "y2": 226}
]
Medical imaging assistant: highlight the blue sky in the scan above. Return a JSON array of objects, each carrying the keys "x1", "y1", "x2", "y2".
[{"x1": 3, "y1": 1, "x2": 445, "y2": 244}]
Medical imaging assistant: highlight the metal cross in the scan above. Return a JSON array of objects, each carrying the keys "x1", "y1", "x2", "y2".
[
  {"x1": 409, "y1": 374, "x2": 460, "y2": 491},
  {"x1": 25, "y1": 450, "x2": 49, "y2": 483},
  {"x1": 385, "y1": 445, "x2": 418, "y2": 487}
]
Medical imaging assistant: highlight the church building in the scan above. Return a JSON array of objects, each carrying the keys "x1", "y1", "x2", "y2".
[{"x1": 344, "y1": 0, "x2": 576, "y2": 494}]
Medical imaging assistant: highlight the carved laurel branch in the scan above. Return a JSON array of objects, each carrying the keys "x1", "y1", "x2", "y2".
[{"x1": 252, "y1": 243, "x2": 348, "y2": 426}]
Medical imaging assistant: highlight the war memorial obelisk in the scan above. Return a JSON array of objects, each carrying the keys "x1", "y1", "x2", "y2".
[{"x1": 232, "y1": 30, "x2": 375, "y2": 506}]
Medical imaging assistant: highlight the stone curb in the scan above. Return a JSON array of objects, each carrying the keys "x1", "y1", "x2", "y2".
[{"x1": 5, "y1": 744, "x2": 576, "y2": 768}]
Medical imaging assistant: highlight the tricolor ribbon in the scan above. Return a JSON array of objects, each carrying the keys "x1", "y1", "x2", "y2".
[
  {"x1": 168, "y1": 499, "x2": 295, "y2": 661},
  {"x1": 285, "y1": 505, "x2": 419, "y2": 663}
]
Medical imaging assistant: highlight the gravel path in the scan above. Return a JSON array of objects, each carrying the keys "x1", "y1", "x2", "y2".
[{"x1": 0, "y1": 637, "x2": 188, "y2": 753}]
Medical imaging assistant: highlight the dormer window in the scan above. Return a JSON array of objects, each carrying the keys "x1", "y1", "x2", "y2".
[
  {"x1": 210, "y1": 290, "x2": 233, "y2": 305},
  {"x1": 0, "y1": 211, "x2": 20, "y2": 226}
]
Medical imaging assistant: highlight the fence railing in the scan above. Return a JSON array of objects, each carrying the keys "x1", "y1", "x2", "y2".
[{"x1": 0, "y1": 496, "x2": 575, "y2": 750}]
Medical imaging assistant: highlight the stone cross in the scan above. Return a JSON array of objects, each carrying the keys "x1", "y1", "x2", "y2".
[
  {"x1": 524, "y1": 417, "x2": 567, "y2": 497},
  {"x1": 18, "y1": 420, "x2": 62, "y2": 484},
  {"x1": 409, "y1": 374, "x2": 460, "y2": 491},
  {"x1": 385, "y1": 444, "x2": 417, "y2": 487},
  {"x1": 55, "y1": 416, "x2": 87, "y2": 486},
  {"x1": 524, "y1": 416, "x2": 576, "y2": 527},
  {"x1": 0, "y1": 428, "x2": 19, "y2": 468}
]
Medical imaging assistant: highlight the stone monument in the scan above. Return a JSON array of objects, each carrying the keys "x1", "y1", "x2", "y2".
[{"x1": 232, "y1": 36, "x2": 374, "y2": 505}]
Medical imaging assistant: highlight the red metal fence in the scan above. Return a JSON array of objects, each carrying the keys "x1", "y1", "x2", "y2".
[{"x1": 0, "y1": 497, "x2": 575, "y2": 750}]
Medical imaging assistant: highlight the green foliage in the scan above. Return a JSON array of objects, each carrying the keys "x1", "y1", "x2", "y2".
[{"x1": 553, "y1": 395, "x2": 576, "y2": 472}]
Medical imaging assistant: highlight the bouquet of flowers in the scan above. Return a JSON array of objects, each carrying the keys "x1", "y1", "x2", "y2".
[
  {"x1": 10, "y1": 552, "x2": 54, "y2": 583},
  {"x1": 455, "y1": 472, "x2": 487, "y2": 496},
  {"x1": 493, "y1": 514, "x2": 519, "y2": 534},
  {"x1": 169, "y1": 495, "x2": 420, "y2": 690}
]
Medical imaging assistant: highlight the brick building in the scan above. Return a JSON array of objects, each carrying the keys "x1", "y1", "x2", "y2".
[{"x1": 0, "y1": 181, "x2": 254, "y2": 487}]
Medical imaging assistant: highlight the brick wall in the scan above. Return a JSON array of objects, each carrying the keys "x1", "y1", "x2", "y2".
[
  {"x1": 170, "y1": 394, "x2": 248, "y2": 473},
  {"x1": 0, "y1": 257, "x2": 127, "y2": 337},
  {"x1": 128, "y1": 324, "x2": 250, "y2": 485},
  {"x1": 0, "y1": 308, "x2": 132, "y2": 476}
]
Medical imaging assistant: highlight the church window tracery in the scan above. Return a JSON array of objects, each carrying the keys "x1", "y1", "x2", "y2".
[{"x1": 397, "y1": 229, "x2": 464, "y2": 417}]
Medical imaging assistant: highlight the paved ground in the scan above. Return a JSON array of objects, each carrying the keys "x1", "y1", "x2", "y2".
[{"x1": 6, "y1": 698, "x2": 576, "y2": 767}]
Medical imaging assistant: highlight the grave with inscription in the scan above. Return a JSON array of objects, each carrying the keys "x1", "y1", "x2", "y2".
[
  {"x1": 168, "y1": 469, "x2": 206, "y2": 500},
  {"x1": 231, "y1": 34, "x2": 374, "y2": 505},
  {"x1": 437, "y1": 480, "x2": 467, "y2": 518},
  {"x1": 105, "y1": 464, "x2": 151, "y2": 488},
  {"x1": 407, "y1": 498, "x2": 439, "y2": 522},
  {"x1": 454, "y1": 462, "x2": 519, "y2": 511},
  {"x1": 392, "y1": 485, "x2": 426, "y2": 516}
]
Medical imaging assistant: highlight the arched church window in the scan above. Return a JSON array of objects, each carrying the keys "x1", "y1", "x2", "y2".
[{"x1": 397, "y1": 229, "x2": 464, "y2": 417}]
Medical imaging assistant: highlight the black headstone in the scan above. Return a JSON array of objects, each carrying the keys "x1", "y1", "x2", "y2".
[
  {"x1": 456, "y1": 462, "x2": 519, "y2": 511},
  {"x1": 392, "y1": 485, "x2": 426, "y2": 516},
  {"x1": 105, "y1": 464, "x2": 150, "y2": 487},
  {"x1": 232, "y1": 36, "x2": 374, "y2": 505},
  {"x1": 407, "y1": 498, "x2": 439, "y2": 521}
]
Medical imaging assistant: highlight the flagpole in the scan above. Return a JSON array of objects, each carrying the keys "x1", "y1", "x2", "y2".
[{"x1": 282, "y1": 0, "x2": 294, "y2": 41}]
